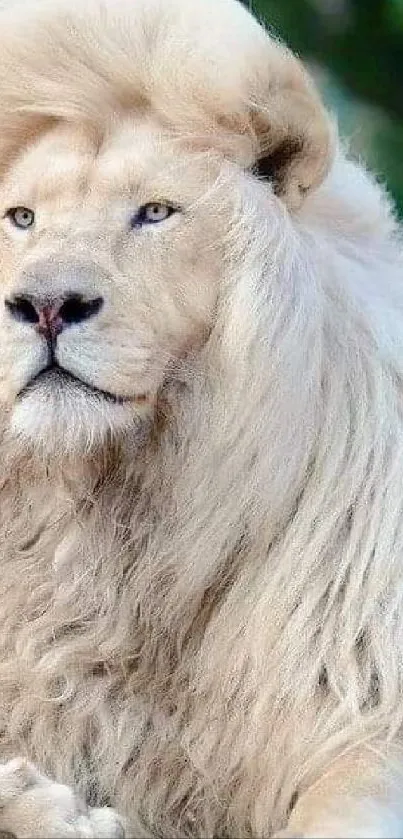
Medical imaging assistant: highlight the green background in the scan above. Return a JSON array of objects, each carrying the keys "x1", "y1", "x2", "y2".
[{"x1": 251, "y1": 0, "x2": 403, "y2": 215}]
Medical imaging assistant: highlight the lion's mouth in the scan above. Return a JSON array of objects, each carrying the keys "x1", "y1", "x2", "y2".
[{"x1": 18, "y1": 364, "x2": 135, "y2": 405}]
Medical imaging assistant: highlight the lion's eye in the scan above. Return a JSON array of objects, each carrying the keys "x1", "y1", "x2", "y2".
[
  {"x1": 131, "y1": 202, "x2": 177, "y2": 228},
  {"x1": 5, "y1": 207, "x2": 35, "y2": 229}
]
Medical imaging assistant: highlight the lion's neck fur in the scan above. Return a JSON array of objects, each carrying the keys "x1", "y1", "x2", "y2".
[{"x1": 0, "y1": 154, "x2": 402, "y2": 835}]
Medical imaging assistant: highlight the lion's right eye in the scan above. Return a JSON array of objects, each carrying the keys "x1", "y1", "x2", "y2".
[{"x1": 5, "y1": 207, "x2": 35, "y2": 229}]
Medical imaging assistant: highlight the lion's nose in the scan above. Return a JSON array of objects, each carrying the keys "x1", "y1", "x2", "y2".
[{"x1": 5, "y1": 293, "x2": 104, "y2": 342}]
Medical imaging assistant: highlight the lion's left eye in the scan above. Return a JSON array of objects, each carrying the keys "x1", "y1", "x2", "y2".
[{"x1": 130, "y1": 202, "x2": 177, "y2": 228}]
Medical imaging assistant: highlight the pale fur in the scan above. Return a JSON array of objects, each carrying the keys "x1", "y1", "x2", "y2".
[{"x1": 0, "y1": 0, "x2": 401, "y2": 837}]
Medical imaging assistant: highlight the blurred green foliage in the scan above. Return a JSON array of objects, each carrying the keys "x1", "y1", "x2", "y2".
[{"x1": 253, "y1": 0, "x2": 403, "y2": 214}]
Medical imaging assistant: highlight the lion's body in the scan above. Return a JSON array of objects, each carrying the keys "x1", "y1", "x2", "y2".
[{"x1": 0, "y1": 0, "x2": 401, "y2": 837}]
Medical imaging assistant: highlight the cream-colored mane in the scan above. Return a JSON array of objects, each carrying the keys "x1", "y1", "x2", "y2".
[{"x1": 0, "y1": 0, "x2": 401, "y2": 837}]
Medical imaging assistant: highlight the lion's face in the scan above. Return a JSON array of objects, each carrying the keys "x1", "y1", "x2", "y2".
[{"x1": 0, "y1": 119, "x2": 226, "y2": 452}]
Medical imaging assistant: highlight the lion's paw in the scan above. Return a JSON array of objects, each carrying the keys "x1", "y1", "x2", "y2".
[{"x1": 0, "y1": 758, "x2": 125, "y2": 838}]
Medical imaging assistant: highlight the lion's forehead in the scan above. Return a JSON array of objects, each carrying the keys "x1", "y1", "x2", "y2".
[{"x1": 0, "y1": 117, "x2": 222, "y2": 217}]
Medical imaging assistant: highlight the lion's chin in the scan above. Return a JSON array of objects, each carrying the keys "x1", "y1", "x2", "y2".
[{"x1": 9, "y1": 382, "x2": 150, "y2": 458}]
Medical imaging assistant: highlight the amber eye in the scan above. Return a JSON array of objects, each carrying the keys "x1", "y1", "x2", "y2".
[
  {"x1": 5, "y1": 207, "x2": 35, "y2": 229},
  {"x1": 130, "y1": 202, "x2": 177, "y2": 228}
]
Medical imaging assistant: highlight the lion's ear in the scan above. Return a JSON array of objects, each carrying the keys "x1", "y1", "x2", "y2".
[{"x1": 250, "y1": 44, "x2": 335, "y2": 210}]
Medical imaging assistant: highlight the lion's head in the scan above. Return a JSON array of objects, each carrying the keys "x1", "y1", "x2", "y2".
[
  {"x1": 0, "y1": 0, "x2": 333, "y2": 455},
  {"x1": 0, "y1": 119, "x2": 228, "y2": 453}
]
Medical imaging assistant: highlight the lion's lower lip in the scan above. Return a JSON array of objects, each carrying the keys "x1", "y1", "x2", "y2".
[{"x1": 18, "y1": 365, "x2": 135, "y2": 405}]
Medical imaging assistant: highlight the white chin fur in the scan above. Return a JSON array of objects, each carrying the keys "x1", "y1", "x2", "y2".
[{"x1": 9, "y1": 386, "x2": 144, "y2": 456}]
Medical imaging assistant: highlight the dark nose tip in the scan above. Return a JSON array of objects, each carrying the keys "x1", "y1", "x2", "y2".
[{"x1": 5, "y1": 293, "x2": 104, "y2": 341}]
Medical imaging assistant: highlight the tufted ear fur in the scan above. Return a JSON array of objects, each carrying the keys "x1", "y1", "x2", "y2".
[
  {"x1": 0, "y1": 0, "x2": 334, "y2": 213},
  {"x1": 249, "y1": 42, "x2": 335, "y2": 210}
]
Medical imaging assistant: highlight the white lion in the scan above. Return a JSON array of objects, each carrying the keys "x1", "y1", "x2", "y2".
[{"x1": 0, "y1": 0, "x2": 401, "y2": 836}]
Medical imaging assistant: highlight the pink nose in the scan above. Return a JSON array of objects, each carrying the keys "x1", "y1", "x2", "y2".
[{"x1": 37, "y1": 302, "x2": 64, "y2": 342}]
